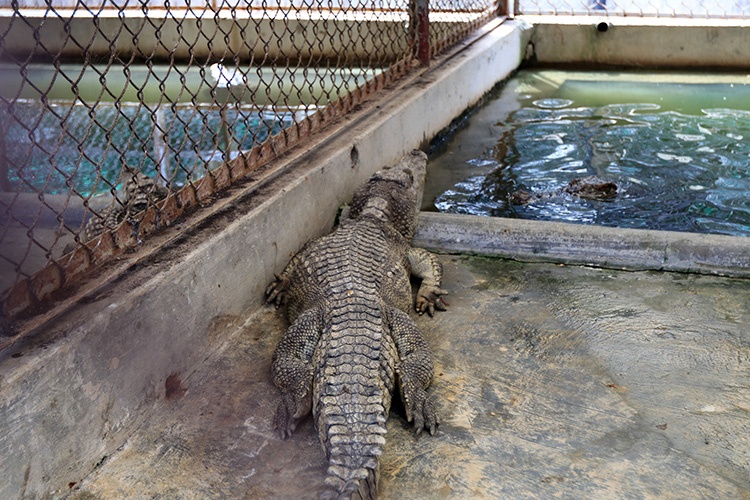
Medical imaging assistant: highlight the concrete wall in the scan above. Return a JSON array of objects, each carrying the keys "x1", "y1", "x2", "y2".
[
  {"x1": 4, "y1": 11, "x2": 748, "y2": 68},
  {"x1": 0, "y1": 11, "x2": 402, "y2": 64},
  {"x1": 415, "y1": 213, "x2": 750, "y2": 278},
  {"x1": 0, "y1": 20, "x2": 525, "y2": 499},
  {"x1": 523, "y1": 16, "x2": 750, "y2": 68}
]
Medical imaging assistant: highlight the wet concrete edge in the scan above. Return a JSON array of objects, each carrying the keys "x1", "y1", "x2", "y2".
[{"x1": 415, "y1": 212, "x2": 750, "y2": 278}]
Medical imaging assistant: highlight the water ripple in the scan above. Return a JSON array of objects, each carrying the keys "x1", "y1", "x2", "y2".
[
  {"x1": 435, "y1": 96, "x2": 750, "y2": 237},
  {"x1": 533, "y1": 98, "x2": 574, "y2": 109}
]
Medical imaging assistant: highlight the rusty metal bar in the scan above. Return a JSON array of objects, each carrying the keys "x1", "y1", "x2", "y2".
[
  {"x1": 415, "y1": 0, "x2": 431, "y2": 66},
  {"x1": 498, "y1": 0, "x2": 512, "y2": 17},
  {"x1": 0, "y1": 120, "x2": 8, "y2": 192}
]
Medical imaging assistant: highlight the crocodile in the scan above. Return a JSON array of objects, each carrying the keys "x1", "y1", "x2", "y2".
[
  {"x1": 63, "y1": 168, "x2": 168, "y2": 255},
  {"x1": 265, "y1": 150, "x2": 448, "y2": 499},
  {"x1": 510, "y1": 175, "x2": 618, "y2": 205},
  {"x1": 79, "y1": 168, "x2": 168, "y2": 243}
]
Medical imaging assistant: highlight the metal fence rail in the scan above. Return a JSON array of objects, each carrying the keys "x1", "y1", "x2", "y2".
[{"x1": 0, "y1": 0, "x2": 498, "y2": 321}]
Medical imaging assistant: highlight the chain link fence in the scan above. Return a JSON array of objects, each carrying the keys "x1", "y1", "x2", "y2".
[
  {"x1": 0, "y1": 0, "x2": 499, "y2": 320},
  {"x1": 517, "y1": 0, "x2": 750, "y2": 16}
]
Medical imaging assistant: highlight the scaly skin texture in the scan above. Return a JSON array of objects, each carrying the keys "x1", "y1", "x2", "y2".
[
  {"x1": 266, "y1": 150, "x2": 447, "y2": 499},
  {"x1": 79, "y1": 169, "x2": 168, "y2": 244}
]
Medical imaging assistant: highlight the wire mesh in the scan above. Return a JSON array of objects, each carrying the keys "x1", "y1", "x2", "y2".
[{"x1": 0, "y1": 0, "x2": 498, "y2": 319}]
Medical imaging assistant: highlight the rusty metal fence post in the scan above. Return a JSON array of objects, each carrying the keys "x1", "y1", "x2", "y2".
[
  {"x1": 0, "y1": 120, "x2": 8, "y2": 192},
  {"x1": 412, "y1": 0, "x2": 431, "y2": 66},
  {"x1": 498, "y1": 0, "x2": 512, "y2": 16}
]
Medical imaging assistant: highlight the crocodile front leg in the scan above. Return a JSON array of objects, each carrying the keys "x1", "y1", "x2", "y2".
[
  {"x1": 387, "y1": 307, "x2": 439, "y2": 435},
  {"x1": 407, "y1": 247, "x2": 449, "y2": 316},
  {"x1": 271, "y1": 306, "x2": 323, "y2": 438}
]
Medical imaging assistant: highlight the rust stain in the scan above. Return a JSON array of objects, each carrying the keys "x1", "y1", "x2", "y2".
[
  {"x1": 195, "y1": 174, "x2": 216, "y2": 204},
  {"x1": 3, "y1": 280, "x2": 35, "y2": 318},
  {"x1": 30, "y1": 262, "x2": 64, "y2": 302},
  {"x1": 213, "y1": 163, "x2": 232, "y2": 192},
  {"x1": 177, "y1": 183, "x2": 198, "y2": 212},
  {"x1": 227, "y1": 152, "x2": 249, "y2": 180},
  {"x1": 165, "y1": 373, "x2": 187, "y2": 400},
  {"x1": 137, "y1": 207, "x2": 159, "y2": 238},
  {"x1": 158, "y1": 194, "x2": 181, "y2": 226},
  {"x1": 89, "y1": 231, "x2": 118, "y2": 266},
  {"x1": 112, "y1": 220, "x2": 136, "y2": 249},
  {"x1": 62, "y1": 245, "x2": 92, "y2": 282},
  {"x1": 603, "y1": 381, "x2": 627, "y2": 393}
]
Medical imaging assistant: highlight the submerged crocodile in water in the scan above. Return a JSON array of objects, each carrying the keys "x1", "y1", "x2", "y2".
[
  {"x1": 510, "y1": 175, "x2": 618, "y2": 205},
  {"x1": 266, "y1": 150, "x2": 448, "y2": 499}
]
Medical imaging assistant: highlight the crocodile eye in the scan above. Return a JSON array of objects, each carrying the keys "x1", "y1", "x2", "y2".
[{"x1": 131, "y1": 201, "x2": 148, "y2": 213}]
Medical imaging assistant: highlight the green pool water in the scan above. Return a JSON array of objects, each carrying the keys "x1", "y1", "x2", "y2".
[
  {"x1": 0, "y1": 63, "x2": 378, "y2": 197},
  {"x1": 428, "y1": 70, "x2": 750, "y2": 237},
  {"x1": 0, "y1": 63, "x2": 378, "y2": 105}
]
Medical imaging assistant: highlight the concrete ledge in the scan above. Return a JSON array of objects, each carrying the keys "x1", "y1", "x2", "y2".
[
  {"x1": 0, "y1": 10, "x2": 408, "y2": 64},
  {"x1": 0, "y1": 20, "x2": 525, "y2": 499},
  {"x1": 414, "y1": 212, "x2": 750, "y2": 278},
  {"x1": 0, "y1": 9, "x2": 488, "y2": 65}
]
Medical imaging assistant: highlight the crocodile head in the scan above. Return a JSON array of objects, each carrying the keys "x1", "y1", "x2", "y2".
[
  {"x1": 349, "y1": 150, "x2": 427, "y2": 239},
  {"x1": 564, "y1": 176, "x2": 618, "y2": 200},
  {"x1": 121, "y1": 169, "x2": 168, "y2": 214}
]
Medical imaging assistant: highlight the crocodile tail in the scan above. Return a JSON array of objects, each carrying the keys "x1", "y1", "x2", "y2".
[
  {"x1": 318, "y1": 403, "x2": 388, "y2": 500},
  {"x1": 322, "y1": 460, "x2": 379, "y2": 500},
  {"x1": 315, "y1": 306, "x2": 392, "y2": 499}
]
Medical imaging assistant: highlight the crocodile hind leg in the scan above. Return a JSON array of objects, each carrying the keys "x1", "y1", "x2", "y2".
[
  {"x1": 387, "y1": 307, "x2": 439, "y2": 435},
  {"x1": 271, "y1": 306, "x2": 323, "y2": 438}
]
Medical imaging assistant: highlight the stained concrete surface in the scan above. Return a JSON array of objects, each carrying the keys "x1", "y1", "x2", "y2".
[{"x1": 73, "y1": 256, "x2": 750, "y2": 499}]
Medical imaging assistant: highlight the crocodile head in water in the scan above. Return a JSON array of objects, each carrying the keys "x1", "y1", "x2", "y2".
[
  {"x1": 510, "y1": 175, "x2": 618, "y2": 205},
  {"x1": 563, "y1": 176, "x2": 618, "y2": 200}
]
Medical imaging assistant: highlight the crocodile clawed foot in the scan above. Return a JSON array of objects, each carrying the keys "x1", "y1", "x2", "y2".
[
  {"x1": 416, "y1": 286, "x2": 449, "y2": 317},
  {"x1": 422, "y1": 395, "x2": 440, "y2": 436},
  {"x1": 273, "y1": 394, "x2": 300, "y2": 439},
  {"x1": 401, "y1": 379, "x2": 439, "y2": 436},
  {"x1": 266, "y1": 274, "x2": 289, "y2": 307},
  {"x1": 410, "y1": 391, "x2": 440, "y2": 436}
]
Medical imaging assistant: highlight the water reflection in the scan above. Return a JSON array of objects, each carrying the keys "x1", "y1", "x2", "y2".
[{"x1": 435, "y1": 84, "x2": 750, "y2": 237}]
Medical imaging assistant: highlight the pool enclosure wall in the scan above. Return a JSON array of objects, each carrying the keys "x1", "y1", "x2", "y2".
[{"x1": 1, "y1": 1, "x2": 749, "y2": 498}]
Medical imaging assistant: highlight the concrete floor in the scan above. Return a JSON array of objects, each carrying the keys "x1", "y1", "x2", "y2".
[{"x1": 73, "y1": 255, "x2": 750, "y2": 499}]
